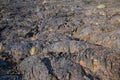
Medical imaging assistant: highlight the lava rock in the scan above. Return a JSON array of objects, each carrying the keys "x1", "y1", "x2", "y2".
[{"x1": 18, "y1": 55, "x2": 55, "y2": 80}]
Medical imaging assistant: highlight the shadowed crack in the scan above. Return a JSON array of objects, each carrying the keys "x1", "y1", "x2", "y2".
[{"x1": 42, "y1": 58, "x2": 59, "y2": 80}]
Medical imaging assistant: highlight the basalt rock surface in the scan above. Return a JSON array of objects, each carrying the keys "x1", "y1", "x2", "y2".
[{"x1": 0, "y1": 0, "x2": 120, "y2": 80}]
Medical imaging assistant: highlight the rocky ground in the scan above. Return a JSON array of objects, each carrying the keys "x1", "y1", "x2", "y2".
[{"x1": 0, "y1": 0, "x2": 120, "y2": 80}]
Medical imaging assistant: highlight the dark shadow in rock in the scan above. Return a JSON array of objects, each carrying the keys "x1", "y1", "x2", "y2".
[
  {"x1": 86, "y1": 74, "x2": 94, "y2": 80},
  {"x1": 42, "y1": 58, "x2": 58, "y2": 80},
  {"x1": 0, "y1": 59, "x2": 22, "y2": 80},
  {"x1": 0, "y1": 26, "x2": 7, "y2": 32},
  {"x1": 25, "y1": 32, "x2": 34, "y2": 38}
]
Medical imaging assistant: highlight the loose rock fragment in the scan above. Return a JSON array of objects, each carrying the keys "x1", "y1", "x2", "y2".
[
  {"x1": 30, "y1": 46, "x2": 37, "y2": 55},
  {"x1": 0, "y1": 43, "x2": 4, "y2": 53},
  {"x1": 97, "y1": 4, "x2": 106, "y2": 9}
]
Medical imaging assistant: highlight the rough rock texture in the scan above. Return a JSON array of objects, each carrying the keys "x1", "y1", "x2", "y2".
[
  {"x1": 18, "y1": 55, "x2": 87, "y2": 80},
  {"x1": 0, "y1": 0, "x2": 120, "y2": 80},
  {"x1": 18, "y1": 40, "x2": 120, "y2": 80},
  {"x1": 18, "y1": 55, "x2": 53, "y2": 80},
  {"x1": 78, "y1": 47, "x2": 120, "y2": 80},
  {"x1": 0, "y1": 53, "x2": 22, "y2": 80},
  {"x1": 42, "y1": 40, "x2": 100, "y2": 54},
  {"x1": 44, "y1": 40, "x2": 120, "y2": 80}
]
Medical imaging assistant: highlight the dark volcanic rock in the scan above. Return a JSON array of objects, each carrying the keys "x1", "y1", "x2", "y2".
[
  {"x1": 18, "y1": 55, "x2": 53, "y2": 80},
  {"x1": 18, "y1": 55, "x2": 88, "y2": 80},
  {"x1": 4, "y1": 42, "x2": 32, "y2": 62},
  {"x1": 78, "y1": 47, "x2": 120, "y2": 80},
  {"x1": 42, "y1": 40, "x2": 120, "y2": 80},
  {"x1": 18, "y1": 41, "x2": 120, "y2": 80},
  {"x1": 0, "y1": 55, "x2": 22, "y2": 80},
  {"x1": 0, "y1": 0, "x2": 119, "y2": 80},
  {"x1": 42, "y1": 40, "x2": 100, "y2": 54},
  {"x1": 50, "y1": 57, "x2": 86, "y2": 80}
]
